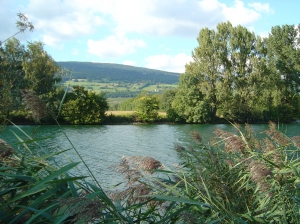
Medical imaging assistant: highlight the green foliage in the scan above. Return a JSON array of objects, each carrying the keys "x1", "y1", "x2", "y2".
[
  {"x1": 135, "y1": 92, "x2": 160, "y2": 122},
  {"x1": 173, "y1": 73, "x2": 211, "y2": 123},
  {"x1": 0, "y1": 124, "x2": 142, "y2": 223},
  {"x1": 22, "y1": 41, "x2": 62, "y2": 95},
  {"x1": 159, "y1": 89, "x2": 182, "y2": 122},
  {"x1": 174, "y1": 22, "x2": 300, "y2": 123},
  {"x1": 1, "y1": 121, "x2": 300, "y2": 223},
  {"x1": 0, "y1": 38, "x2": 26, "y2": 119},
  {"x1": 61, "y1": 86, "x2": 108, "y2": 124},
  {"x1": 266, "y1": 24, "x2": 300, "y2": 120},
  {"x1": 117, "y1": 97, "x2": 136, "y2": 111},
  {"x1": 104, "y1": 113, "x2": 135, "y2": 124},
  {"x1": 136, "y1": 123, "x2": 299, "y2": 223},
  {"x1": 0, "y1": 20, "x2": 62, "y2": 122}
]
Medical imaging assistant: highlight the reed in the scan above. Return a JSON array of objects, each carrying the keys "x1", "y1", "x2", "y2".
[
  {"x1": 143, "y1": 122, "x2": 300, "y2": 223},
  {"x1": 1, "y1": 93, "x2": 299, "y2": 223}
]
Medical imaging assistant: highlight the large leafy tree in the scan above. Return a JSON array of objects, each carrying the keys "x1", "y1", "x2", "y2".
[
  {"x1": 266, "y1": 24, "x2": 300, "y2": 120},
  {"x1": 216, "y1": 22, "x2": 269, "y2": 122},
  {"x1": 174, "y1": 22, "x2": 279, "y2": 123},
  {"x1": 22, "y1": 42, "x2": 62, "y2": 96},
  {"x1": 61, "y1": 86, "x2": 108, "y2": 124},
  {"x1": 0, "y1": 38, "x2": 26, "y2": 116},
  {"x1": 186, "y1": 27, "x2": 219, "y2": 121}
]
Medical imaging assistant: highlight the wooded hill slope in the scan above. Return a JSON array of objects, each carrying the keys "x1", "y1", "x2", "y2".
[{"x1": 57, "y1": 61, "x2": 180, "y2": 84}]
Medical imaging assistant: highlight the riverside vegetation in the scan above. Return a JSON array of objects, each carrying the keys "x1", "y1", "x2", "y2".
[
  {"x1": 0, "y1": 14, "x2": 300, "y2": 223},
  {"x1": 1, "y1": 121, "x2": 300, "y2": 223},
  {"x1": 1, "y1": 19, "x2": 300, "y2": 124}
]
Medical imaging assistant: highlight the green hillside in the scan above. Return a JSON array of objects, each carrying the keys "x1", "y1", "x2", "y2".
[{"x1": 57, "y1": 61, "x2": 180, "y2": 84}]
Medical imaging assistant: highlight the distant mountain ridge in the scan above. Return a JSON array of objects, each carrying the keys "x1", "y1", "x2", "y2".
[{"x1": 57, "y1": 61, "x2": 180, "y2": 84}]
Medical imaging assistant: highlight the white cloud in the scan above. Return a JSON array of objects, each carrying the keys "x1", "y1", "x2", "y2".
[
  {"x1": 222, "y1": 0, "x2": 261, "y2": 26},
  {"x1": 248, "y1": 2, "x2": 272, "y2": 13},
  {"x1": 145, "y1": 53, "x2": 192, "y2": 73},
  {"x1": 87, "y1": 33, "x2": 146, "y2": 58},
  {"x1": 24, "y1": 0, "x2": 270, "y2": 43},
  {"x1": 87, "y1": 0, "x2": 268, "y2": 36},
  {"x1": 42, "y1": 35, "x2": 63, "y2": 48},
  {"x1": 122, "y1": 60, "x2": 137, "y2": 66},
  {"x1": 25, "y1": 0, "x2": 105, "y2": 47}
]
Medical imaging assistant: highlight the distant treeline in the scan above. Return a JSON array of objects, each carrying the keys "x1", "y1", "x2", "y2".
[
  {"x1": 57, "y1": 62, "x2": 180, "y2": 84},
  {"x1": 104, "y1": 90, "x2": 141, "y2": 98}
]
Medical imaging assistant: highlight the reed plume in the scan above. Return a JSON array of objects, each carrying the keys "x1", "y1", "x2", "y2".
[
  {"x1": 214, "y1": 129, "x2": 246, "y2": 153},
  {"x1": 190, "y1": 130, "x2": 202, "y2": 143},
  {"x1": 249, "y1": 160, "x2": 272, "y2": 194},
  {"x1": 20, "y1": 89, "x2": 49, "y2": 122},
  {"x1": 110, "y1": 155, "x2": 165, "y2": 209},
  {"x1": 265, "y1": 122, "x2": 290, "y2": 146},
  {"x1": 0, "y1": 138, "x2": 14, "y2": 158},
  {"x1": 59, "y1": 197, "x2": 105, "y2": 223},
  {"x1": 292, "y1": 136, "x2": 300, "y2": 149}
]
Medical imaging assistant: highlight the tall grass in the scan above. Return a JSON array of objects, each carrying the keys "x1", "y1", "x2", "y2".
[{"x1": 1, "y1": 116, "x2": 299, "y2": 223}]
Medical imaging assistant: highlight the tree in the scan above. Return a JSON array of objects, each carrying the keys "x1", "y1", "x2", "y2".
[
  {"x1": 160, "y1": 89, "x2": 180, "y2": 121},
  {"x1": 216, "y1": 22, "x2": 265, "y2": 122},
  {"x1": 184, "y1": 27, "x2": 220, "y2": 121},
  {"x1": 175, "y1": 22, "x2": 277, "y2": 123},
  {"x1": 135, "y1": 92, "x2": 159, "y2": 122},
  {"x1": 22, "y1": 41, "x2": 61, "y2": 96},
  {"x1": 266, "y1": 24, "x2": 300, "y2": 121},
  {"x1": 0, "y1": 38, "x2": 26, "y2": 117},
  {"x1": 61, "y1": 86, "x2": 108, "y2": 124},
  {"x1": 0, "y1": 13, "x2": 33, "y2": 120},
  {"x1": 173, "y1": 73, "x2": 210, "y2": 123}
]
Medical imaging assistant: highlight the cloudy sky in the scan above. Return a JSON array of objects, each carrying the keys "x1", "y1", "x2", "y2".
[{"x1": 1, "y1": 0, "x2": 299, "y2": 73}]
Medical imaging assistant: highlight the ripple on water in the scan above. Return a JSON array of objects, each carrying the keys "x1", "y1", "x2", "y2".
[{"x1": 1, "y1": 123, "x2": 299, "y2": 189}]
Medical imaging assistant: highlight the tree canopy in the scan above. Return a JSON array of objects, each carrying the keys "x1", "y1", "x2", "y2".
[
  {"x1": 61, "y1": 86, "x2": 108, "y2": 124},
  {"x1": 171, "y1": 22, "x2": 300, "y2": 123}
]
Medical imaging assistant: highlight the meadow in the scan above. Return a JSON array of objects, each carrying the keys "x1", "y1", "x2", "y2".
[{"x1": 64, "y1": 79, "x2": 177, "y2": 96}]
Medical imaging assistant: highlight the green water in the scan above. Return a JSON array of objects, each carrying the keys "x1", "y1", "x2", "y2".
[{"x1": 1, "y1": 123, "x2": 299, "y2": 189}]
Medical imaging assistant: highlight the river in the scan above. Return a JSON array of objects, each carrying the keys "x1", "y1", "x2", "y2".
[{"x1": 1, "y1": 123, "x2": 299, "y2": 189}]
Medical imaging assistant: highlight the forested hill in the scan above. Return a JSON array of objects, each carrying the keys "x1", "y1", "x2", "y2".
[{"x1": 57, "y1": 61, "x2": 180, "y2": 84}]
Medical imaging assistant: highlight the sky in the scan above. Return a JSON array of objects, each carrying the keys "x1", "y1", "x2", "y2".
[{"x1": 1, "y1": 0, "x2": 299, "y2": 73}]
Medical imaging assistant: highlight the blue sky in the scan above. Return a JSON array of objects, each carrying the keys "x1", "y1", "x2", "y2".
[{"x1": 1, "y1": 0, "x2": 299, "y2": 73}]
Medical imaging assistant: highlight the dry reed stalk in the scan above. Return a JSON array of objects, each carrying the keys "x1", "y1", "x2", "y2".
[
  {"x1": 265, "y1": 122, "x2": 290, "y2": 146},
  {"x1": 245, "y1": 124, "x2": 261, "y2": 149},
  {"x1": 124, "y1": 156, "x2": 163, "y2": 174},
  {"x1": 59, "y1": 197, "x2": 105, "y2": 222},
  {"x1": 249, "y1": 160, "x2": 272, "y2": 194},
  {"x1": 262, "y1": 137, "x2": 282, "y2": 166},
  {"x1": 110, "y1": 156, "x2": 164, "y2": 207},
  {"x1": 292, "y1": 136, "x2": 300, "y2": 149},
  {"x1": 20, "y1": 89, "x2": 49, "y2": 122},
  {"x1": 0, "y1": 138, "x2": 14, "y2": 158},
  {"x1": 190, "y1": 130, "x2": 202, "y2": 143},
  {"x1": 214, "y1": 129, "x2": 246, "y2": 153},
  {"x1": 174, "y1": 143, "x2": 186, "y2": 152},
  {"x1": 109, "y1": 183, "x2": 152, "y2": 204}
]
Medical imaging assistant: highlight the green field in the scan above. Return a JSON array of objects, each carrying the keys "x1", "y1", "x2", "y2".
[{"x1": 64, "y1": 80, "x2": 177, "y2": 95}]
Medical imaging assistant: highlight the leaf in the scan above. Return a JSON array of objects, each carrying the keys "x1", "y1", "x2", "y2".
[
  {"x1": 9, "y1": 162, "x2": 80, "y2": 203},
  {"x1": 144, "y1": 194, "x2": 211, "y2": 208}
]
